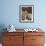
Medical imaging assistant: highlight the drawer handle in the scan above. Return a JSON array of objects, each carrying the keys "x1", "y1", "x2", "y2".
[
  {"x1": 32, "y1": 39, "x2": 36, "y2": 40},
  {"x1": 9, "y1": 38, "x2": 12, "y2": 40},
  {"x1": 9, "y1": 38, "x2": 13, "y2": 40}
]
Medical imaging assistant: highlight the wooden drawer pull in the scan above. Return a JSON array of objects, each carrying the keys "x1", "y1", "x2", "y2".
[
  {"x1": 9, "y1": 38, "x2": 12, "y2": 40},
  {"x1": 9, "y1": 37, "x2": 14, "y2": 40},
  {"x1": 32, "y1": 39, "x2": 36, "y2": 40}
]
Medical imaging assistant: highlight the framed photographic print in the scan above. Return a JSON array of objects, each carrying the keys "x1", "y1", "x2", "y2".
[{"x1": 19, "y1": 5, "x2": 34, "y2": 23}]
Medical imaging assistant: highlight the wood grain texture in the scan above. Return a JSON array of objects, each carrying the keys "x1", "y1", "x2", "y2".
[
  {"x1": 2, "y1": 32, "x2": 23, "y2": 46},
  {"x1": 2, "y1": 32, "x2": 45, "y2": 46},
  {"x1": 24, "y1": 32, "x2": 45, "y2": 46}
]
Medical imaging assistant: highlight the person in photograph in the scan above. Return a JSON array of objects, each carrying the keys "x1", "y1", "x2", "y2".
[{"x1": 22, "y1": 7, "x2": 32, "y2": 21}]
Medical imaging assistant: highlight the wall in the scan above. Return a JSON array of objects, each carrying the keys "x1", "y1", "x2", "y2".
[
  {"x1": 0, "y1": 0, "x2": 39, "y2": 29},
  {"x1": 0, "y1": 0, "x2": 46, "y2": 29}
]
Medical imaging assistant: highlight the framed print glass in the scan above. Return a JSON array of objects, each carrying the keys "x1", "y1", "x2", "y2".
[{"x1": 19, "y1": 5, "x2": 34, "y2": 23}]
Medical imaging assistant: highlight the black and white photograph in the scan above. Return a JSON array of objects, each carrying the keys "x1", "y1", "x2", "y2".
[{"x1": 19, "y1": 5, "x2": 34, "y2": 23}]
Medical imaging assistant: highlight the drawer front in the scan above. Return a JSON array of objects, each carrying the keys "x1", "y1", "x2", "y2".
[
  {"x1": 3, "y1": 43, "x2": 15, "y2": 46},
  {"x1": 24, "y1": 36, "x2": 32, "y2": 46},
  {"x1": 3, "y1": 32, "x2": 24, "y2": 46},
  {"x1": 32, "y1": 36, "x2": 45, "y2": 44},
  {"x1": 24, "y1": 32, "x2": 45, "y2": 46},
  {"x1": 32, "y1": 44, "x2": 44, "y2": 46},
  {"x1": 3, "y1": 35, "x2": 23, "y2": 44},
  {"x1": 3, "y1": 43, "x2": 23, "y2": 46},
  {"x1": 3, "y1": 36, "x2": 23, "y2": 46},
  {"x1": 24, "y1": 32, "x2": 44, "y2": 36},
  {"x1": 3, "y1": 32, "x2": 23, "y2": 36}
]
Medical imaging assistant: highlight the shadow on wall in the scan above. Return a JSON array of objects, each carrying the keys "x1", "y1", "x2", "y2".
[{"x1": 0, "y1": 24, "x2": 7, "y2": 43}]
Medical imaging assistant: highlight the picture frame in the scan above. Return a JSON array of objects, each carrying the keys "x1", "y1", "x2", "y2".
[{"x1": 19, "y1": 5, "x2": 34, "y2": 23}]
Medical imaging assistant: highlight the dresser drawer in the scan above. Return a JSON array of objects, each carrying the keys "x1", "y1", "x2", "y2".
[
  {"x1": 24, "y1": 36, "x2": 32, "y2": 46},
  {"x1": 24, "y1": 32, "x2": 44, "y2": 36},
  {"x1": 3, "y1": 35, "x2": 23, "y2": 44},
  {"x1": 3, "y1": 32, "x2": 23, "y2": 36},
  {"x1": 32, "y1": 36, "x2": 45, "y2": 44},
  {"x1": 3, "y1": 44, "x2": 15, "y2": 46},
  {"x1": 3, "y1": 36, "x2": 23, "y2": 46},
  {"x1": 32, "y1": 44, "x2": 44, "y2": 46},
  {"x1": 3, "y1": 43, "x2": 23, "y2": 46}
]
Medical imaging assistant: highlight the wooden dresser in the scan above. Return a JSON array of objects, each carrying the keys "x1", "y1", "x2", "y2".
[{"x1": 2, "y1": 31, "x2": 45, "y2": 46}]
